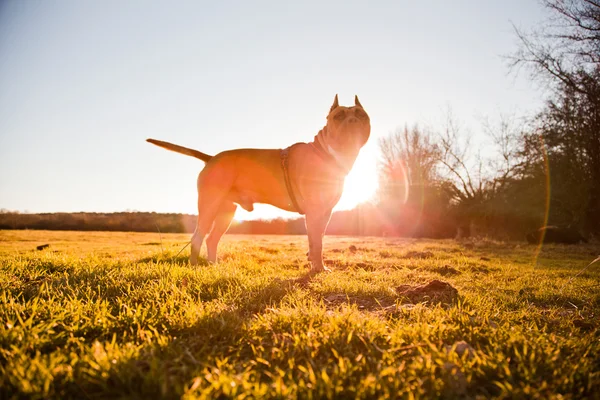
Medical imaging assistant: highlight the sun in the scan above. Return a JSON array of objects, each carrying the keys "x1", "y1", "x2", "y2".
[{"x1": 334, "y1": 146, "x2": 379, "y2": 211}]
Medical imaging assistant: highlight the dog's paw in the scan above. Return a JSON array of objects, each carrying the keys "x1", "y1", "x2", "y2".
[{"x1": 309, "y1": 265, "x2": 332, "y2": 274}]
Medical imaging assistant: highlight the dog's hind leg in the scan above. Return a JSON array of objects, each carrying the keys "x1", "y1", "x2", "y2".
[
  {"x1": 190, "y1": 218, "x2": 211, "y2": 266},
  {"x1": 191, "y1": 198, "x2": 226, "y2": 265},
  {"x1": 190, "y1": 166, "x2": 235, "y2": 265},
  {"x1": 190, "y1": 194, "x2": 225, "y2": 266},
  {"x1": 206, "y1": 201, "x2": 237, "y2": 263}
]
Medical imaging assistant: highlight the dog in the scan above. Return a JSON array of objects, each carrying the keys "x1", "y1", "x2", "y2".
[{"x1": 147, "y1": 95, "x2": 370, "y2": 272}]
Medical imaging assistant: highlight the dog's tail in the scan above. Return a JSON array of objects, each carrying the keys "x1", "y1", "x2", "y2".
[{"x1": 146, "y1": 138, "x2": 213, "y2": 162}]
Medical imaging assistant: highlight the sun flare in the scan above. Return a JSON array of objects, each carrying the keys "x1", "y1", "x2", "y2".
[{"x1": 335, "y1": 148, "x2": 378, "y2": 211}]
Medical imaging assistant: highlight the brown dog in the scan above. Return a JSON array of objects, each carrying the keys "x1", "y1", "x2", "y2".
[{"x1": 147, "y1": 95, "x2": 370, "y2": 272}]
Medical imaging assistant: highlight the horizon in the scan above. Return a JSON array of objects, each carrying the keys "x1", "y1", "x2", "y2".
[{"x1": 0, "y1": 1, "x2": 546, "y2": 220}]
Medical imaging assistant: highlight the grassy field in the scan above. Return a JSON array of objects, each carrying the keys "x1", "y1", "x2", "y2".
[{"x1": 1, "y1": 230, "x2": 599, "y2": 399}]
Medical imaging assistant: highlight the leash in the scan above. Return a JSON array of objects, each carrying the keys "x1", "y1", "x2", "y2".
[{"x1": 175, "y1": 240, "x2": 191, "y2": 258}]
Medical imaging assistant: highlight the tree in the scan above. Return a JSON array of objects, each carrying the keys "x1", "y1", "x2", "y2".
[
  {"x1": 377, "y1": 125, "x2": 454, "y2": 238},
  {"x1": 434, "y1": 113, "x2": 521, "y2": 237},
  {"x1": 379, "y1": 125, "x2": 440, "y2": 187},
  {"x1": 511, "y1": 0, "x2": 600, "y2": 234},
  {"x1": 377, "y1": 113, "x2": 541, "y2": 239}
]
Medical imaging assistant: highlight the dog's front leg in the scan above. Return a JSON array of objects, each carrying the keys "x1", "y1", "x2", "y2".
[{"x1": 305, "y1": 209, "x2": 333, "y2": 273}]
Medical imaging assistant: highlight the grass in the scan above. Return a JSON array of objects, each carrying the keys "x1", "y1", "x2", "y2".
[{"x1": 1, "y1": 230, "x2": 599, "y2": 399}]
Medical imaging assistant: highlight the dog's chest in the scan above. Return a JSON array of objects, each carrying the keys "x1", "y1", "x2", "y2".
[{"x1": 292, "y1": 163, "x2": 345, "y2": 208}]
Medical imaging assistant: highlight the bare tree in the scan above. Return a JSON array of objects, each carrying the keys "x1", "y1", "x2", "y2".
[
  {"x1": 511, "y1": 0, "x2": 600, "y2": 233},
  {"x1": 434, "y1": 111, "x2": 489, "y2": 205},
  {"x1": 510, "y1": 0, "x2": 600, "y2": 95},
  {"x1": 481, "y1": 113, "x2": 530, "y2": 185},
  {"x1": 377, "y1": 125, "x2": 455, "y2": 237},
  {"x1": 377, "y1": 110, "x2": 547, "y2": 238},
  {"x1": 379, "y1": 125, "x2": 440, "y2": 187}
]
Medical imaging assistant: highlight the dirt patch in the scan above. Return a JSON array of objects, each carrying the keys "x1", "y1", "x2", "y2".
[
  {"x1": 573, "y1": 319, "x2": 596, "y2": 331},
  {"x1": 469, "y1": 265, "x2": 492, "y2": 274},
  {"x1": 396, "y1": 280, "x2": 459, "y2": 305},
  {"x1": 403, "y1": 251, "x2": 435, "y2": 259},
  {"x1": 446, "y1": 341, "x2": 475, "y2": 359},
  {"x1": 432, "y1": 265, "x2": 461, "y2": 276},
  {"x1": 462, "y1": 261, "x2": 495, "y2": 274},
  {"x1": 347, "y1": 245, "x2": 373, "y2": 253},
  {"x1": 324, "y1": 259, "x2": 341, "y2": 267},
  {"x1": 259, "y1": 247, "x2": 280, "y2": 254}
]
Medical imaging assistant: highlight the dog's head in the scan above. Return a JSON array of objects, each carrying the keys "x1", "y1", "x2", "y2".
[{"x1": 321, "y1": 94, "x2": 371, "y2": 170}]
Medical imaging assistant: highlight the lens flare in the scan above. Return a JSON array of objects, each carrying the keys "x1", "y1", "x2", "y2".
[{"x1": 533, "y1": 134, "x2": 552, "y2": 267}]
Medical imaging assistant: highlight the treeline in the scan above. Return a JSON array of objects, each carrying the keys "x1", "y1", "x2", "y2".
[
  {"x1": 0, "y1": 211, "x2": 309, "y2": 235},
  {"x1": 0, "y1": 208, "x2": 456, "y2": 238},
  {"x1": 0, "y1": 212, "x2": 198, "y2": 233}
]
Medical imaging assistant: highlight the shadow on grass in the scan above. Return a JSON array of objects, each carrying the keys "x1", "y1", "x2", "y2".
[
  {"x1": 323, "y1": 259, "x2": 379, "y2": 272},
  {"x1": 137, "y1": 252, "x2": 209, "y2": 267},
  {"x1": 5, "y1": 266, "x2": 469, "y2": 399},
  {"x1": 64, "y1": 271, "x2": 322, "y2": 399},
  {"x1": 319, "y1": 292, "x2": 398, "y2": 310}
]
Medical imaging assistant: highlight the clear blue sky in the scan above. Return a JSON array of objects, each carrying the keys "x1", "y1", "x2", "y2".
[{"x1": 0, "y1": 0, "x2": 546, "y2": 219}]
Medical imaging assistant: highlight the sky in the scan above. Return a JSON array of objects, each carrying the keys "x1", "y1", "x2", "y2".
[{"x1": 0, "y1": 0, "x2": 548, "y2": 220}]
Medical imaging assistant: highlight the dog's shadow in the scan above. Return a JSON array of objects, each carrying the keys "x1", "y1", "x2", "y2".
[
  {"x1": 137, "y1": 253, "x2": 210, "y2": 267},
  {"x1": 138, "y1": 252, "x2": 323, "y2": 292},
  {"x1": 78, "y1": 270, "x2": 304, "y2": 398},
  {"x1": 291, "y1": 270, "x2": 322, "y2": 287}
]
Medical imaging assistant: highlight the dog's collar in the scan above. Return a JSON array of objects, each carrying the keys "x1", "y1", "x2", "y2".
[{"x1": 312, "y1": 131, "x2": 349, "y2": 175}]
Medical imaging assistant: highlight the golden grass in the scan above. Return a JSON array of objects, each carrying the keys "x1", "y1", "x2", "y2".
[{"x1": 1, "y1": 230, "x2": 599, "y2": 399}]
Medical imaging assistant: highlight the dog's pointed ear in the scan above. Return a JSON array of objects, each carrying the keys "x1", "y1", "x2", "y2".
[
  {"x1": 329, "y1": 94, "x2": 339, "y2": 113},
  {"x1": 355, "y1": 95, "x2": 363, "y2": 108}
]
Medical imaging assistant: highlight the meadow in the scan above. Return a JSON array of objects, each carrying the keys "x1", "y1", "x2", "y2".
[{"x1": 1, "y1": 230, "x2": 599, "y2": 399}]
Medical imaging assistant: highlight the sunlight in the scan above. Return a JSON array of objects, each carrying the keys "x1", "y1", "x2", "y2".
[
  {"x1": 234, "y1": 205, "x2": 297, "y2": 221},
  {"x1": 334, "y1": 146, "x2": 379, "y2": 211}
]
